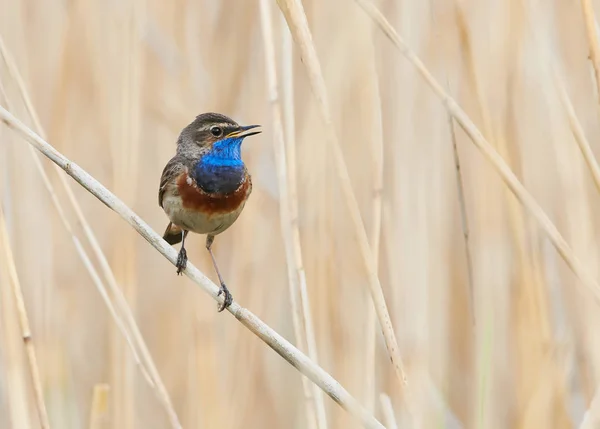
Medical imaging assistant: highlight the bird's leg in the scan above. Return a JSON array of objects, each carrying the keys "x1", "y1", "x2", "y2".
[
  {"x1": 206, "y1": 234, "x2": 233, "y2": 312},
  {"x1": 176, "y1": 230, "x2": 189, "y2": 275}
]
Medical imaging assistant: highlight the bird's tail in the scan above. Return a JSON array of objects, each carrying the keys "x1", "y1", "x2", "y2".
[{"x1": 163, "y1": 222, "x2": 183, "y2": 245}]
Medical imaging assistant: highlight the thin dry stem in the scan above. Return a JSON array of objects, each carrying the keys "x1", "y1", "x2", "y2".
[
  {"x1": 108, "y1": 0, "x2": 145, "y2": 424},
  {"x1": 0, "y1": 35, "x2": 182, "y2": 429},
  {"x1": 279, "y1": 16, "x2": 321, "y2": 428},
  {"x1": 448, "y1": 113, "x2": 476, "y2": 326},
  {"x1": 0, "y1": 256, "x2": 33, "y2": 429},
  {"x1": 0, "y1": 105, "x2": 386, "y2": 429},
  {"x1": 581, "y1": 0, "x2": 600, "y2": 104},
  {"x1": 259, "y1": 1, "x2": 327, "y2": 428},
  {"x1": 0, "y1": 205, "x2": 51, "y2": 429},
  {"x1": 355, "y1": 0, "x2": 600, "y2": 306},
  {"x1": 438, "y1": 2, "x2": 476, "y2": 329},
  {"x1": 460, "y1": 4, "x2": 560, "y2": 424},
  {"x1": 364, "y1": 33, "x2": 385, "y2": 413},
  {"x1": 553, "y1": 70, "x2": 600, "y2": 194},
  {"x1": 275, "y1": 0, "x2": 414, "y2": 414}
]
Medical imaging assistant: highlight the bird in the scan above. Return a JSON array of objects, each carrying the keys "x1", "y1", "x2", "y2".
[{"x1": 158, "y1": 112, "x2": 261, "y2": 312}]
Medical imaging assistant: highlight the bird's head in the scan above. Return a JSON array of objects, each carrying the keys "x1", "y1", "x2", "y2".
[{"x1": 177, "y1": 112, "x2": 261, "y2": 165}]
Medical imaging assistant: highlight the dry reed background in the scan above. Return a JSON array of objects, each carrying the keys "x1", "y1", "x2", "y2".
[{"x1": 1, "y1": 0, "x2": 600, "y2": 428}]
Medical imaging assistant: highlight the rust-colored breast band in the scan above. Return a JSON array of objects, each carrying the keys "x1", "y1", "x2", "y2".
[{"x1": 176, "y1": 172, "x2": 250, "y2": 214}]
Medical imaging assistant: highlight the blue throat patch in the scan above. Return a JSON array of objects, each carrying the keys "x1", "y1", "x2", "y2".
[{"x1": 193, "y1": 137, "x2": 246, "y2": 194}]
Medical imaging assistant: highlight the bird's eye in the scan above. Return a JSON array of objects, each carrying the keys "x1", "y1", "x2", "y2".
[{"x1": 210, "y1": 126, "x2": 223, "y2": 137}]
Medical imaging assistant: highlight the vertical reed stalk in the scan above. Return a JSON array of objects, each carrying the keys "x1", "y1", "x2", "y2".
[
  {"x1": 0, "y1": 251, "x2": 33, "y2": 429},
  {"x1": 456, "y1": 4, "x2": 552, "y2": 425},
  {"x1": 279, "y1": 14, "x2": 322, "y2": 429},
  {"x1": 275, "y1": 0, "x2": 415, "y2": 417},
  {"x1": 363, "y1": 33, "x2": 385, "y2": 415},
  {"x1": 447, "y1": 114, "x2": 475, "y2": 326},
  {"x1": 108, "y1": 1, "x2": 144, "y2": 426},
  {"x1": 0, "y1": 205, "x2": 51, "y2": 429},
  {"x1": 260, "y1": 2, "x2": 328, "y2": 427}
]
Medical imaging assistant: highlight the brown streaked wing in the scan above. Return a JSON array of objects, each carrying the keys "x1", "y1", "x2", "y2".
[{"x1": 158, "y1": 156, "x2": 186, "y2": 208}]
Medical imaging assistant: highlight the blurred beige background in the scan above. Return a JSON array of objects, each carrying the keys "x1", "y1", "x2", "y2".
[{"x1": 1, "y1": 0, "x2": 600, "y2": 428}]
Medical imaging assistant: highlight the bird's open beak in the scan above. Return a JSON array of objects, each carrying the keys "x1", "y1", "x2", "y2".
[{"x1": 227, "y1": 124, "x2": 262, "y2": 139}]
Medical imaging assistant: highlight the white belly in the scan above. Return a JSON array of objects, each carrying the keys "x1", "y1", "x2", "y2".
[{"x1": 162, "y1": 191, "x2": 245, "y2": 235}]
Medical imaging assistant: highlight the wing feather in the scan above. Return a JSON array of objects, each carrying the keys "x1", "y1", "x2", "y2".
[{"x1": 158, "y1": 156, "x2": 185, "y2": 208}]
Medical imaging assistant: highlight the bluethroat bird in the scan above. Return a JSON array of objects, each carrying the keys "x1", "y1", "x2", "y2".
[{"x1": 158, "y1": 112, "x2": 261, "y2": 312}]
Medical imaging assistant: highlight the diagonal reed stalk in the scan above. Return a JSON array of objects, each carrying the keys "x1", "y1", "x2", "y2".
[
  {"x1": 0, "y1": 35, "x2": 183, "y2": 429},
  {"x1": 0, "y1": 204, "x2": 51, "y2": 429},
  {"x1": 553, "y1": 69, "x2": 600, "y2": 195},
  {"x1": 581, "y1": 0, "x2": 600, "y2": 104},
  {"x1": 0, "y1": 72, "x2": 155, "y2": 388},
  {"x1": 259, "y1": 1, "x2": 328, "y2": 428},
  {"x1": 274, "y1": 0, "x2": 414, "y2": 416},
  {"x1": 0, "y1": 105, "x2": 386, "y2": 429},
  {"x1": 355, "y1": 0, "x2": 600, "y2": 306}
]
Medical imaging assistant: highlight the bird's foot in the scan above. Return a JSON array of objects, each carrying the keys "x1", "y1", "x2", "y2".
[
  {"x1": 176, "y1": 248, "x2": 187, "y2": 275},
  {"x1": 217, "y1": 283, "x2": 233, "y2": 312}
]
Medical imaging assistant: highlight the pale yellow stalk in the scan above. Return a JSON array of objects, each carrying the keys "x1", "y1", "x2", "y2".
[
  {"x1": 275, "y1": 0, "x2": 414, "y2": 416},
  {"x1": 0, "y1": 205, "x2": 51, "y2": 429},
  {"x1": 260, "y1": 1, "x2": 326, "y2": 428}
]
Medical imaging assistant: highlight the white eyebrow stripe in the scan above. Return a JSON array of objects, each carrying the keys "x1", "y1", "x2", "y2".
[{"x1": 197, "y1": 122, "x2": 237, "y2": 132}]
